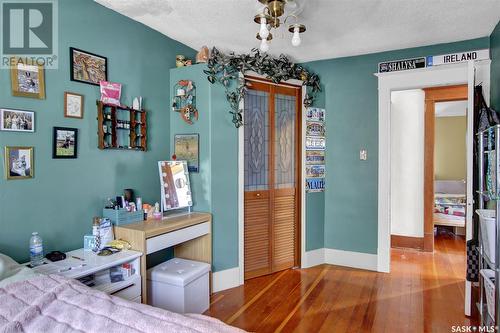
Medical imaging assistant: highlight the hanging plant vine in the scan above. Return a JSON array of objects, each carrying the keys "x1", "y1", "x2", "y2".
[{"x1": 204, "y1": 47, "x2": 321, "y2": 128}]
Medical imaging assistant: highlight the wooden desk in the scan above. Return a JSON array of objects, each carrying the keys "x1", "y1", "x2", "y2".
[{"x1": 114, "y1": 212, "x2": 212, "y2": 304}]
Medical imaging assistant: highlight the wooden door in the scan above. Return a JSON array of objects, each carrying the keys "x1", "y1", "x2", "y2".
[{"x1": 243, "y1": 78, "x2": 301, "y2": 280}]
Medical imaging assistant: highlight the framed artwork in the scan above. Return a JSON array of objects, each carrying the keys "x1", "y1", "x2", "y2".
[
  {"x1": 10, "y1": 59, "x2": 45, "y2": 99},
  {"x1": 0, "y1": 108, "x2": 34, "y2": 132},
  {"x1": 70, "y1": 47, "x2": 108, "y2": 85},
  {"x1": 174, "y1": 134, "x2": 199, "y2": 173},
  {"x1": 53, "y1": 127, "x2": 78, "y2": 159},
  {"x1": 64, "y1": 92, "x2": 84, "y2": 119},
  {"x1": 4, "y1": 146, "x2": 34, "y2": 180}
]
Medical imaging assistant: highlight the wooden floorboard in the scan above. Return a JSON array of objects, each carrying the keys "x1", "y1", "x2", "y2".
[{"x1": 205, "y1": 230, "x2": 478, "y2": 332}]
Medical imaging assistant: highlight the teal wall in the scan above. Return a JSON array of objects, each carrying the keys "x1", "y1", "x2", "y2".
[
  {"x1": 170, "y1": 64, "x2": 239, "y2": 272},
  {"x1": 0, "y1": 0, "x2": 195, "y2": 262},
  {"x1": 304, "y1": 37, "x2": 490, "y2": 254},
  {"x1": 491, "y1": 21, "x2": 500, "y2": 109}
]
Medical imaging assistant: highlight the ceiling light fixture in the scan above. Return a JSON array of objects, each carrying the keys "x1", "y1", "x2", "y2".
[{"x1": 254, "y1": 0, "x2": 306, "y2": 52}]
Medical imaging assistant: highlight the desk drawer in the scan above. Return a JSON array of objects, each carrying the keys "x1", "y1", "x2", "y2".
[
  {"x1": 111, "y1": 275, "x2": 141, "y2": 301},
  {"x1": 146, "y1": 222, "x2": 210, "y2": 254}
]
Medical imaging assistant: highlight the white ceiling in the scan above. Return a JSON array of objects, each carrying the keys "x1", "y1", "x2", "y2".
[
  {"x1": 95, "y1": 0, "x2": 500, "y2": 63},
  {"x1": 435, "y1": 101, "x2": 467, "y2": 117}
]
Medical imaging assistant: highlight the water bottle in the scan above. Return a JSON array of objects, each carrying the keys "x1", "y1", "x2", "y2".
[{"x1": 29, "y1": 232, "x2": 44, "y2": 267}]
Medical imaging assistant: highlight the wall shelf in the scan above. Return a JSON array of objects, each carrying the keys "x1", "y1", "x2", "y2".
[{"x1": 97, "y1": 101, "x2": 147, "y2": 151}]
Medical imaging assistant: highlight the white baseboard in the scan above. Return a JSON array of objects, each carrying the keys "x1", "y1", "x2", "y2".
[
  {"x1": 324, "y1": 248, "x2": 378, "y2": 271},
  {"x1": 303, "y1": 248, "x2": 378, "y2": 272},
  {"x1": 302, "y1": 248, "x2": 325, "y2": 268},
  {"x1": 212, "y1": 267, "x2": 241, "y2": 292}
]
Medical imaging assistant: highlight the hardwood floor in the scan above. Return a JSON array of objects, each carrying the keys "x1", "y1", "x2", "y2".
[{"x1": 205, "y1": 230, "x2": 476, "y2": 332}]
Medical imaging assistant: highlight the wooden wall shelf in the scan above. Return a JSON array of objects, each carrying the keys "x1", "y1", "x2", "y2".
[{"x1": 97, "y1": 101, "x2": 147, "y2": 151}]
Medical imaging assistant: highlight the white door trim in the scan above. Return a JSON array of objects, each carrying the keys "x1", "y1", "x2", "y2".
[
  {"x1": 376, "y1": 63, "x2": 470, "y2": 273},
  {"x1": 238, "y1": 71, "x2": 306, "y2": 285}
]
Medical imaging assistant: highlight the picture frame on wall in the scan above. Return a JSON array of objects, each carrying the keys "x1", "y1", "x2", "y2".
[
  {"x1": 70, "y1": 47, "x2": 108, "y2": 85},
  {"x1": 10, "y1": 58, "x2": 45, "y2": 99},
  {"x1": 0, "y1": 108, "x2": 34, "y2": 132},
  {"x1": 174, "y1": 134, "x2": 199, "y2": 173},
  {"x1": 53, "y1": 127, "x2": 78, "y2": 159},
  {"x1": 4, "y1": 146, "x2": 34, "y2": 180},
  {"x1": 64, "y1": 92, "x2": 84, "y2": 119}
]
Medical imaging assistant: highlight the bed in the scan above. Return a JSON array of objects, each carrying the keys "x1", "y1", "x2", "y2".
[
  {"x1": 0, "y1": 253, "x2": 244, "y2": 333},
  {"x1": 433, "y1": 180, "x2": 466, "y2": 228}
]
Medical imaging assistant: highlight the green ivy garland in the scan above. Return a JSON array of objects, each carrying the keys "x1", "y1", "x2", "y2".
[{"x1": 204, "y1": 47, "x2": 321, "y2": 128}]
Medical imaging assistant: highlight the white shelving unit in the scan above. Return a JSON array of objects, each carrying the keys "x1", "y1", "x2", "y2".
[
  {"x1": 30, "y1": 249, "x2": 142, "y2": 302},
  {"x1": 476, "y1": 125, "x2": 500, "y2": 326}
]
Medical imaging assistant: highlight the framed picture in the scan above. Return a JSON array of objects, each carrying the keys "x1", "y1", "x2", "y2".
[
  {"x1": 53, "y1": 127, "x2": 78, "y2": 159},
  {"x1": 0, "y1": 108, "x2": 34, "y2": 132},
  {"x1": 64, "y1": 92, "x2": 84, "y2": 119},
  {"x1": 70, "y1": 47, "x2": 108, "y2": 85},
  {"x1": 174, "y1": 134, "x2": 199, "y2": 173},
  {"x1": 4, "y1": 146, "x2": 34, "y2": 180},
  {"x1": 10, "y1": 59, "x2": 45, "y2": 99}
]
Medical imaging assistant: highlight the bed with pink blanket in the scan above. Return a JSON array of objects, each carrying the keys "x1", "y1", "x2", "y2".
[{"x1": 0, "y1": 254, "x2": 243, "y2": 333}]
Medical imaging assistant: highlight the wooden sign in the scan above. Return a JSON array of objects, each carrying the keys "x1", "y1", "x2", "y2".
[
  {"x1": 427, "y1": 49, "x2": 489, "y2": 66},
  {"x1": 378, "y1": 57, "x2": 426, "y2": 73}
]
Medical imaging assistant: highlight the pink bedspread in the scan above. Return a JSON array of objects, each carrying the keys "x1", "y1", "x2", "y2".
[{"x1": 0, "y1": 274, "x2": 244, "y2": 333}]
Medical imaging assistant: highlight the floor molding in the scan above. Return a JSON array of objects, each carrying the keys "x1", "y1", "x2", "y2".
[
  {"x1": 303, "y1": 248, "x2": 325, "y2": 268},
  {"x1": 304, "y1": 248, "x2": 378, "y2": 271},
  {"x1": 391, "y1": 234, "x2": 424, "y2": 250},
  {"x1": 212, "y1": 267, "x2": 241, "y2": 292}
]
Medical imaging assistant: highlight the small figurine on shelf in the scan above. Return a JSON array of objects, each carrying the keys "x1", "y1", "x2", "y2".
[
  {"x1": 196, "y1": 46, "x2": 209, "y2": 63},
  {"x1": 176, "y1": 55, "x2": 186, "y2": 68}
]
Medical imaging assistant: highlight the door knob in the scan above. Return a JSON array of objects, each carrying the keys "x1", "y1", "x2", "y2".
[{"x1": 256, "y1": 193, "x2": 261, "y2": 197}]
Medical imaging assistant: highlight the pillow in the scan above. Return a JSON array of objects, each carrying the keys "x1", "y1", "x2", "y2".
[{"x1": 0, "y1": 253, "x2": 39, "y2": 287}]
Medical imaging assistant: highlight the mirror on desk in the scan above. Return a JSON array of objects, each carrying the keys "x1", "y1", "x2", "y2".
[{"x1": 158, "y1": 161, "x2": 192, "y2": 212}]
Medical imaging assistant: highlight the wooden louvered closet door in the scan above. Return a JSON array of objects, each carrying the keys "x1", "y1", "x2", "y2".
[{"x1": 244, "y1": 78, "x2": 301, "y2": 280}]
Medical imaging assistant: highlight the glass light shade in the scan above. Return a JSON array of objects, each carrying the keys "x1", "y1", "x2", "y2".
[
  {"x1": 260, "y1": 39, "x2": 269, "y2": 52},
  {"x1": 259, "y1": 18, "x2": 269, "y2": 39},
  {"x1": 291, "y1": 27, "x2": 301, "y2": 46}
]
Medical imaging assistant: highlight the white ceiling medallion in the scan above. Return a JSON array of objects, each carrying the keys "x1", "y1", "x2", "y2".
[{"x1": 254, "y1": 0, "x2": 306, "y2": 52}]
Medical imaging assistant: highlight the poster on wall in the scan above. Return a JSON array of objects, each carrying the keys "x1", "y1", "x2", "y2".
[{"x1": 174, "y1": 134, "x2": 199, "y2": 173}]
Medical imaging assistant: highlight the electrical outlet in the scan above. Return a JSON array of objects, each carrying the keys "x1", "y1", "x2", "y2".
[{"x1": 360, "y1": 149, "x2": 367, "y2": 161}]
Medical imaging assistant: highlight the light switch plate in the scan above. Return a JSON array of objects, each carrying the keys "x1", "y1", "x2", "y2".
[{"x1": 360, "y1": 149, "x2": 367, "y2": 161}]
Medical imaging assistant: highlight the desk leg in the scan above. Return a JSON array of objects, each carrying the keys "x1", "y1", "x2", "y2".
[{"x1": 174, "y1": 233, "x2": 213, "y2": 293}]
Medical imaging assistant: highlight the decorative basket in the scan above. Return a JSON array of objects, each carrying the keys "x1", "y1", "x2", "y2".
[
  {"x1": 103, "y1": 208, "x2": 144, "y2": 226},
  {"x1": 480, "y1": 269, "x2": 496, "y2": 320}
]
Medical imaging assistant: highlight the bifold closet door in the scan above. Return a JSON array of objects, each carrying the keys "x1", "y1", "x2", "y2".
[{"x1": 244, "y1": 80, "x2": 300, "y2": 280}]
